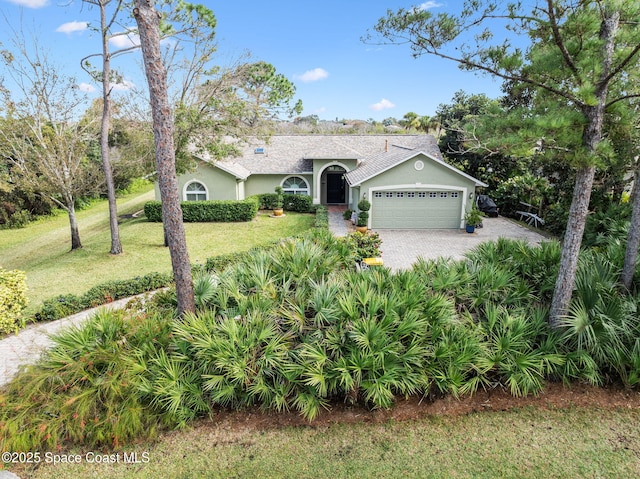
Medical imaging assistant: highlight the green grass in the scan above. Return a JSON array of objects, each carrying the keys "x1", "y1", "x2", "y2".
[
  {"x1": 14, "y1": 407, "x2": 640, "y2": 479},
  {"x1": 0, "y1": 185, "x2": 315, "y2": 315}
]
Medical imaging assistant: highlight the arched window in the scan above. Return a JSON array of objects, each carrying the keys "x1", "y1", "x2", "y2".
[
  {"x1": 185, "y1": 181, "x2": 208, "y2": 201},
  {"x1": 282, "y1": 176, "x2": 310, "y2": 195}
]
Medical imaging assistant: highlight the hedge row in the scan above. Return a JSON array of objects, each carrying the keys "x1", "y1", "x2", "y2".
[
  {"x1": 314, "y1": 205, "x2": 329, "y2": 229},
  {"x1": 0, "y1": 268, "x2": 28, "y2": 334},
  {"x1": 255, "y1": 193, "x2": 313, "y2": 213},
  {"x1": 34, "y1": 272, "x2": 173, "y2": 322},
  {"x1": 144, "y1": 197, "x2": 259, "y2": 223}
]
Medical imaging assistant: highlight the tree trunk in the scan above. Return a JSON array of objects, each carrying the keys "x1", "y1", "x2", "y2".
[
  {"x1": 100, "y1": 0, "x2": 123, "y2": 255},
  {"x1": 621, "y1": 164, "x2": 640, "y2": 290},
  {"x1": 549, "y1": 164, "x2": 595, "y2": 327},
  {"x1": 133, "y1": 0, "x2": 195, "y2": 316},
  {"x1": 66, "y1": 195, "x2": 83, "y2": 250},
  {"x1": 548, "y1": 11, "x2": 619, "y2": 328}
]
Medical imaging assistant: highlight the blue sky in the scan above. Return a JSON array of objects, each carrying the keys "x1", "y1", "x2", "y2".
[{"x1": 0, "y1": 0, "x2": 505, "y2": 121}]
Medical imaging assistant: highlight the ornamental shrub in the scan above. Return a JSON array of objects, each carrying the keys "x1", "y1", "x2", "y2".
[
  {"x1": 143, "y1": 200, "x2": 162, "y2": 221},
  {"x1": 81, "y1": 273, "x2": 173, "y2": 307},
  {"x1": 255, "y1": 193, "x2": 313, "y2": 212},
  {"x1": 283, "y1": 194, "x2": 313, "y2": 212},
  {"x1": 33, "y1": 272, "x2": 173, "y2": 322},
  {"x1": 274, "y1": 186, "x2": 284, "y2": 209},
  {"x1": 0, "y1": 268, "x2": 28, "y2": 334},
  {"x1": 144, "y1": 197, "x2": 259, "y2": 222},
  {"x1": 344, "y1": 231, "x2": 382, "y2": 261},
  {"x1": 34, "y1": 294, "x2": 84, "y2": 322},
  {"x1": 357, "y1": 198, "x2": 371, "y2": 227}
]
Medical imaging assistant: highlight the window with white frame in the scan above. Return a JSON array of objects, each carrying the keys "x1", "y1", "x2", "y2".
[
  {"x1": 440, "y1": 192, "x2": 448, "y2": 198},
  {"x1": 374, "y1": 191, "x2": 383, "y2": 198},
  {"x1": 451, "y1": 192, "x2": 460, "y2": 198},
  {"x1": 282, "y1": 176, "x2": 310, "y2": 195},
  {"x1": 185, "y1": 181, "x2": 207, "y2": 201}
]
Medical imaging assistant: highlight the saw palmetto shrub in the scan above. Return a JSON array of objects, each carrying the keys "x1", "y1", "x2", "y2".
[
  {"x1": 559, "y1": 250, "x2": 640, "y2": 387},
  {"x1": 464, "y1": 238, "x2": 561, "y2": 304},
  {"x1": 0, "y1": 309, "x2": 172, "y2": 451},
  {"x1": 6, "y1": 232, "x2": 640, "y2": 453}
]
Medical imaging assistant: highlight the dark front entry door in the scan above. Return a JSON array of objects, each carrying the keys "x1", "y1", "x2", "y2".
[{"x1": 326, "y1": 173, "x2": 346, "y2": 203}]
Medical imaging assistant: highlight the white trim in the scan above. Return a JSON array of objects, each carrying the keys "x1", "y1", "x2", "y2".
[
  {"x1": 314, "y1": 161, "x2": 351, "y2": 205},
  {"x1": 281, "y1": 175, "x2": 311, "y2": 196},
  {"x1": 236, "y1": 180, "x2": 245, "y2": 200},
  {"x1": 349, "y1": 151, "x2": 488, "y2": 188},
  {"x1": 368, "y1": 184, "x2": 468, "y2": 229},
  {"x1": 183, "y1": 180, "x2": 209, "y2": 201},
  {"x1": 216, "y1": 162, "x2": 250, "y2": 180}
]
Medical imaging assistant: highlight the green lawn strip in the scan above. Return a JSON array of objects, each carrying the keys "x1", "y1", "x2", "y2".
[
  {"x1": 21, "y1": 407, "x2": 640, "y2": 479},
  {"x1": 0, "y1": 188, "x2": 314, "y2": 316}
]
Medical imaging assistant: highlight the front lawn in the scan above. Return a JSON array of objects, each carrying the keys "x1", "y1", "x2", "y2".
[
  {"x1": 0, "y1": 185, "x2": 315, "y2": 315},
  {"x1": 16, "y1": 406, "x2": 640, "y2": 479}
]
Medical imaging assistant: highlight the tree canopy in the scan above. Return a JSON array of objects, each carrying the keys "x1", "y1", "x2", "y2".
[{"x1": 368, "y1": 1, "x2": 640, "y2": 325}]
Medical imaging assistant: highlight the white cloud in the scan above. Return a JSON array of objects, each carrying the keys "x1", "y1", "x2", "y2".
[
  {"x1": 56, "y1": 21, "x2": 88, "y2": 34},
  {"x1": 369, "y1": 98, "x2": 396, "y2": 111},
  {"x1": 111, "y1": 80, "x2": 135, "y2": 91},
  {"x1": 294, "y1": 68, "x2": 329, "y2": 83},
  {"x1": 5, "y1": 0, "x2": 48, "y2": 8},
  {"x1": 109, "y1": 31, "x2": 141, "y2": 49},
  {"x1": 314, "y1": 107, "x2": 327, "y2": 114},
  {"x1": 77, "y1": 83, "x2": 96, "y2": 93},
  {"x1": 418, "y1": 1, "x2": 443, "y2": 10}
]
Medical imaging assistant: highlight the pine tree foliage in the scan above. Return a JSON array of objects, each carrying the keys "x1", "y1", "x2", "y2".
[{"x1": 367, "y1": 1, "x2": 640, "y2": 325}]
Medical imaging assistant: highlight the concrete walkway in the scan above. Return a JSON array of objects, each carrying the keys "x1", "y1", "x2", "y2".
[
  {"x1": 0, "y1": 295, "x2": 146, "y2": 388},
  {"x1": 327, "y1": 205, "x2": 350, "y2": 236}
]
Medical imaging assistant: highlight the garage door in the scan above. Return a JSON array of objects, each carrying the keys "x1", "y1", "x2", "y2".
[{"x1": 371, "y1": 190, "x2": 463, "y2": 229}]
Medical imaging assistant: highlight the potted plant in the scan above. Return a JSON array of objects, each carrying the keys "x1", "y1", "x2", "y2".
[
  {"x1": 464, "y1": 206, "x2": 484, "y2": 233},
  {"x1": 356, "y1": 198, "x2": 371, "y2": 233},
  {"x1": 273, "y1": 186, "x2": 284, "y2": 216}
]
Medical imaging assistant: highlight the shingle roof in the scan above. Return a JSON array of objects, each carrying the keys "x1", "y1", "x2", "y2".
[
  {"x1": 214, "y1": 161, "x2": 251, "y2": 180},
  {"x1": 345, "y1": 143, "x2": 488, "y2": 188},
  {"x1": 215, "y1": 135, "x2": 443, "y2": 175},
  {"x1": 195, "y1": 135, "x2": 485, "y2": 187}
]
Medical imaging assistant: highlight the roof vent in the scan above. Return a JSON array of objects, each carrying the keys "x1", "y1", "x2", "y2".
[{"x1": 254, "y1": 147, "x2": 265, "y2": 154}]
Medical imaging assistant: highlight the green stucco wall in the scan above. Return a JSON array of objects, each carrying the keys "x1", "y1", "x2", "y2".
[
  {"x1": 244, "y1": 174, "x2": 314, "y2": 198},
  {"x1": 155, "y1": 162, "x2": 239, "y2": 201},
  {"x1": 358, "y1": 154, "x2": 477, "y2": 212},
  {"x1": 352, "y1": 154, "x2": 480, "y2": 229}
]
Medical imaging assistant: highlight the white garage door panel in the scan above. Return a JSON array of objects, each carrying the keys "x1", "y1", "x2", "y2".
[{"x1": 372, "y1": 191, "x2": 462, "y2": 229}]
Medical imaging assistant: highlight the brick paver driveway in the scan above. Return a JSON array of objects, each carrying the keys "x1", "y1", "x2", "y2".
[{"x1": 375, "y1": 216, "x2": 548, "y2": 271}]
